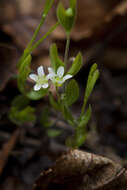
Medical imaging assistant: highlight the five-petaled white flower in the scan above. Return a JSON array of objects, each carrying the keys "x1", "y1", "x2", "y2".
[
  {"x1": 29, "y1": 66, "x2": 49, "y2": 91},
  {"x1": 47, "y1": 66, "x2": 72, "y2": 87}
]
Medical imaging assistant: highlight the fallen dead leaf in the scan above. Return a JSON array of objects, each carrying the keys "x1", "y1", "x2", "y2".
[
  {"x1": 33, "y1": 149, "x2": 127, "y2": 190},
  {"x1": 106, "y1": 0, "x2": 127, "y2": 22}
]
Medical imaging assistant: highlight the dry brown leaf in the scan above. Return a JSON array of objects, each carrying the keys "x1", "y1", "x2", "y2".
[
  {"x1": 0, "y1": 128, "x2": 20, "y2": 175},
  {"x1": 33, "y1": 149, "x2": 127, "y2": 190},
  {"x1": 2, "y1": 17, "x2": 51, "y2": 54},
  {"x1": 106, "y1": 1, "x2": 127, "y2": 22}
]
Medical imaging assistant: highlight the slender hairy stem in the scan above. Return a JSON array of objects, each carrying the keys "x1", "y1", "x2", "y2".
[
  {"x1": 18, "y1": 22, "x2": 59, "y2": 68},
  {"x1": 64, "y1": 33, "x2": 70, "y2": 70},
  {"x1": 27, "y1": 14, "x2": 46, "y2": 50},
  {"x1": 29, "y1": 22, "x2": 59, "y2": 53}
]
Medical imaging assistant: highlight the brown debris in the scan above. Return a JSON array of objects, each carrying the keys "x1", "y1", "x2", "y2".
[{"x1": 0, "y1": 128, "x2": 20, "y2": 176}]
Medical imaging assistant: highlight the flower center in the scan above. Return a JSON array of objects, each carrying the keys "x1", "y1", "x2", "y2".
[
  {"x1": 55, "y1": 76, "x2": 61, "y2": 82},
  {"x1": 37, "y1": 76, "x2": 47, "y2": 85}
]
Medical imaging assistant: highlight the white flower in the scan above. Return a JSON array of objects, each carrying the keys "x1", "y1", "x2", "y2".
[
  {"x1": 47, "y1": 66, "x2": 72, "y2": 87},
  {"x1": 29, "y1": 66, "x2": 49, "y2": 91}
]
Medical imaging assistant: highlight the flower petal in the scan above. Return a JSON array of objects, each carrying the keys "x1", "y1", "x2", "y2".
[
  {"x1": 48, "y1": 67, "x2": 55, "y2": 76},
  {"x1": 34, "y1": 84, "x2": 41, "y2": 91},
  {"x1": 63, "y1": 74, "x2": 72, "y2": 81},
  {"x1": 46, "y1": 73, "x2": 54, "y2": 80},
  {"x1": 37, "y1": 66, "x2": 44, "y2": 76},
  {"x1": 29, "y1": 74, "x2": 38, "y2": 81},
  {"x1": 57, "y1": 66, "x2": 64, "y2": 78},
  {"x1": 42, "y1": 83, "x2": 48, "y2": 89}
]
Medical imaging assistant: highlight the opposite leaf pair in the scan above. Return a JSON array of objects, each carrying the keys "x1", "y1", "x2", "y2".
[{"x1": 29, "y1": 65, "x2": 72, "y2": 91}]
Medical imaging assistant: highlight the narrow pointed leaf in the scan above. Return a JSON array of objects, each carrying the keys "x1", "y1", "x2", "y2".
[
  {"x1": 79, "y1": 105, "x2": 92, "y2": 128},
  {"x1": 62, "y1": 104, "x2": 74, "y2": 126},
  {"x1": 68, "y1": 52, "x2": 83, "y2": 76},
  {"x1": 82, "y1": 64, "x2": 99, "y2": 113}
]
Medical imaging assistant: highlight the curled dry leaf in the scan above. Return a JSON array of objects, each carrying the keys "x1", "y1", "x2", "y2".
[{"x1": 33, "y1": 149, "x2": 127, "y2": 190}]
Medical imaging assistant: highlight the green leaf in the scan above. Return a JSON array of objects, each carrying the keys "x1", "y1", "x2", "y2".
[
  {"x1": 50, "y1": 44, "x2": 64, "y2": 72},
  {"x1": 11, "y1": 95, "x2": 30, "y2": 110},
  {"x1": 68, "y1": 52, "x2": 83, "y2": 76},
  {"x1": 9, "y1": 106, "x2": 36, "y2": 126},
  {"x1": 17, "y1": 54, "x2": 32, "y2": 94},
  {"x1": 9, "y1": 95, "x2": 36, "y2": 126},
  {"x1": 27, "y1": 88, "x2": 48, "y2": 100},
  {"x1": 75, "y1": 130, "x2": 87, "y2": 148},
  {"x1": 64, "y1": 79, "x2": 79, "y2": 106},
  {"x1": 57, "y1": 0, "x2": 76, "y2": 33},
  {"x1": 78, "y1": 105, "x2": 91, "y2": 128},
  {"x1": 47, "y1": 129, "x2": 61, "y2": 138}
]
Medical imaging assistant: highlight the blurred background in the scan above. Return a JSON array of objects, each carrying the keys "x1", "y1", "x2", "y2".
[{"x1": 1, "y1": 0, "x2": 127, "y2": 189}]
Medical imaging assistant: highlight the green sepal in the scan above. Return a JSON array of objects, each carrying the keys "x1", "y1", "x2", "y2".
[
  {"x1": 68, "y1": 52, "x2": 83, "y2": 76},
  {"x1": 57, "y1": 0, "x2": 76, "y2": 33},
  {"x1": 50, "y1": 43, "x2": 64, "y2": 72},
  {"x1": 63, "y1": 79, "x2": 79, "y2": 106}
]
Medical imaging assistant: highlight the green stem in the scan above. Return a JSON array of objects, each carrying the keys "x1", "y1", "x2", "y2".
[
  {"x1": 81, "y1": 100, "x2": 86, "y2": 116},
  {"x1": 29, "y1": 22, "x2": 59, "y2": 53},
  {"x1": 56, "y1": 87, "x2": 60, "y2": 104},
  {"x1": 64, "y1": 33, "x2": 70, "y2": 70}
]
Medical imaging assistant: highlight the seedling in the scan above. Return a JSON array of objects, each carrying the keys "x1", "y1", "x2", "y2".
[{"x1": 9, "y1": 0, "x2": 99, "y2": 148}]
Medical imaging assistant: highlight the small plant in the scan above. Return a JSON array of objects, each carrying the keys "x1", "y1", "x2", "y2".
[{"x1": 9, "y1": 0, "x2": 99, "y2": 148}]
